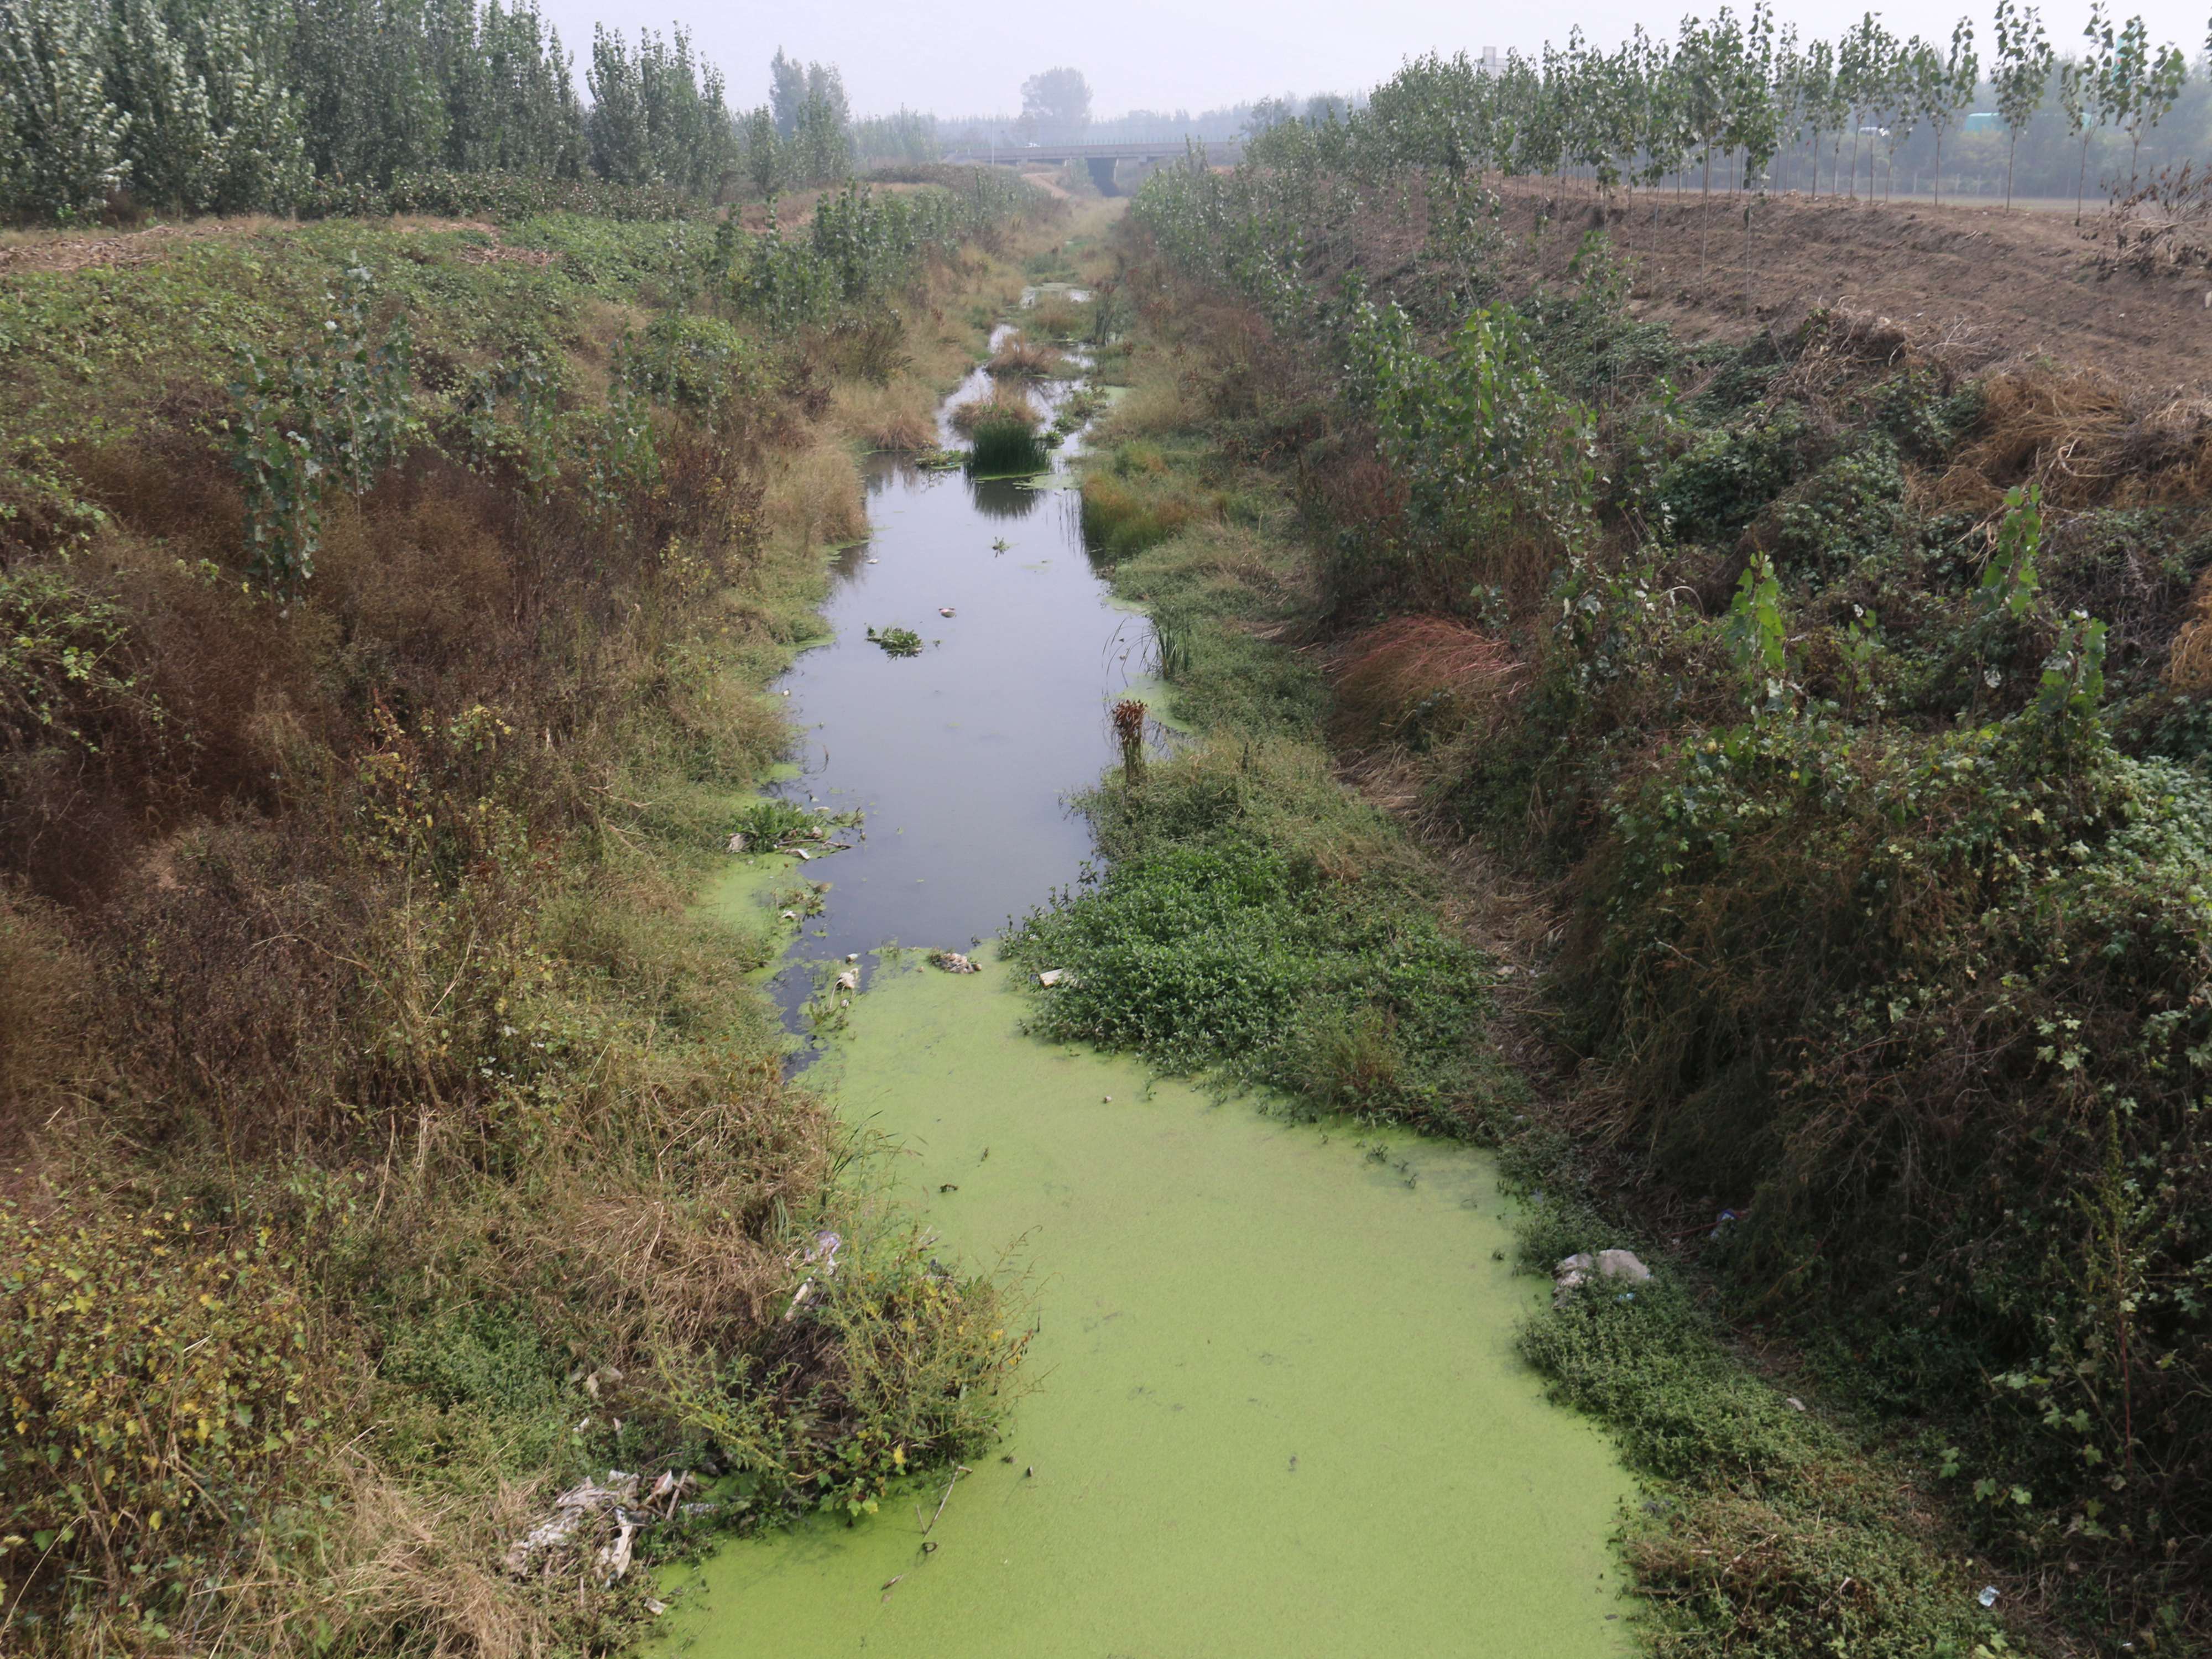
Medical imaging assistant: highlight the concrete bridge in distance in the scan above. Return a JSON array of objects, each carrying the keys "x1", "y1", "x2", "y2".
[{"x1": 940, "y1": 138, "x2": 1241, "y2": 193}]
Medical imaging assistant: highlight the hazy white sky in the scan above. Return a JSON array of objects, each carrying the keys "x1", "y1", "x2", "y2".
[{"x1": 536, "y1": 0, "x2": 2210, "y2": 118}]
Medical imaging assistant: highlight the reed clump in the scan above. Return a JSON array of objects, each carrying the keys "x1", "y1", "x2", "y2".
[
  {"x1": 1027, "y1": 293, "x2": 1091, "y2": 339},
  {"x1": 950, "y1": 382, "x2": 1042, "y2": 436},
  {"x1": 986, "y1": 330, "x2": 1072, "y2": 380},
  {"x1": 832, "y1": 379, "x2": 938, "y2": 451},
  {"x1": 966, "y1": 413, "x2": 1050, "y2": 477}
]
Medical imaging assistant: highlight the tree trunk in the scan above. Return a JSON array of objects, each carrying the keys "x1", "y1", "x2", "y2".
[
  {"x1": 1701, "y1": 144, "x2": 1713, "y2": 267},
  {"x1": 2005, "y1": 133, "x2": 2017, "y2": 211},
  {"x1": 2077, "y1": 134, "x2": 2090, "y2": 223}
]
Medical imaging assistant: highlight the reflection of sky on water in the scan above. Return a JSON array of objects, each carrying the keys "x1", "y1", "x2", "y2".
[{"x1": 763, "y1": 353, "x2": 1143, "y2": 1038}]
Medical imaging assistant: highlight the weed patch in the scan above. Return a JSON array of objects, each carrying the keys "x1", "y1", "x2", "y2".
[{"x1": 1006, "y1": 738, "x2": 1514, "y2": 1131}]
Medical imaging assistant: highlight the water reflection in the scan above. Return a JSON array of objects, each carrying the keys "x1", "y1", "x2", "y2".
[
  {"x1": 758, "y1": 362, "x2": 1143, "y2": 1043},
  {"x1": 966, "y1": 476, "x2": 1045, "y2": 520}
]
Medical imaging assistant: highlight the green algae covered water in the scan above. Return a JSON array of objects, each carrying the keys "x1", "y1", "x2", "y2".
[{"x1": 669, "y1": 338, "x2": 1633, "y2": 1657}]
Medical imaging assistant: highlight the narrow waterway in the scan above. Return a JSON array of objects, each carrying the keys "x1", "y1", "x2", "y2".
[
  {"x1": 728, "y1": 335, "x2": 1145, "y2": 1035},
  {"x1": 671, "y1": 328, "x2": 1632, "y2": 1656}
]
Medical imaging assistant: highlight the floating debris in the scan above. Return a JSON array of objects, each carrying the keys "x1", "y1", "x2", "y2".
[
  {"x1": 729, "y1": 799, "x2": 863, "y2": 860},
  {"x1": 835, "y1": 968, "x2": 859, "y2": 992},
  {"x1": 867, "y1": 624, "x2": 924, "y2": 657},
  {"x1": 1036, "y1": 968, "x2": 1067, "y2": 988},
  {"x1": 504, "y1": 1468, "x2": 693, "y2": 1584},
  {"x1": 931, "y1": 950, "x2": 982, "y2": 974},
  {"x1": 939, "y1": 606, "x2": 956, "y2": 617},
  {"x1": 1552, "y1": 1249, "x2": 1652, "y2": 1308},
  {"x1": 782, "y1": 1230, "x2": 844, "y2": 1322}
]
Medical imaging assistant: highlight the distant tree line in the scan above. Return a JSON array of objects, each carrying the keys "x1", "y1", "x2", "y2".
[
  {"x1": 0, "y1": 0, "x2": 883, "y2": 223},
  {"x1": 1246, "y1": 4, "x2": 2210, "y2": 214}
]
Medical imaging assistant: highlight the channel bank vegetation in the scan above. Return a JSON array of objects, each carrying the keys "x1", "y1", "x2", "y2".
[
  {"x1": 1026, "y1": 69, "x2": 2212, "y2": 1653},
  {"x1": 0, "y1": 154, "x2": 1057, "y2": 1651}
]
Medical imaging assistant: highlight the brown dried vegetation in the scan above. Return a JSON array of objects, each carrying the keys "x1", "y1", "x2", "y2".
[{"x1": 0, "y1": 217, "x2": 1047, "y2": 1654}]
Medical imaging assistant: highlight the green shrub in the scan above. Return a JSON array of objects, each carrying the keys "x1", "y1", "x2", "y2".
[
  {"x1": 1771, "y1": 441, "x2": 1906, "y2": 580},
  {"x1": 0, "y1": 567, "x2": 163, "y2": 761},
  {"x1": 1575, "y1": 706, "x2": 2212, "y2": 1566},
  {"x1": 626, "y1": 313, "x2": 770, "y2": 425},
  {"x1": 1, "y1": 1199, "x2": 332, "y2": 1629},
  {"x1": 1657, "y1": 403, "x2": 1816, "y2": 542}
]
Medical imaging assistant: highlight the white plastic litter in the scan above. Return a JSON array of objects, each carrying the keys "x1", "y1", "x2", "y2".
[{"x1": 1552, "y1": 1249, "x2": 1653, "y2": 1307}]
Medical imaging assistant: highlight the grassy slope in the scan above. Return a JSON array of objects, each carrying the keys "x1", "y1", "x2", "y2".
[
  {"x1": 1111, "y1": 154, "x2": 2212, "y2": 1648},
  {"x1": 0, "y1": 200, "x2": 1066, "y2": 1655},
  {"x1": 1029, "y1": 242, "x2": 2053, "y2": 1658}
]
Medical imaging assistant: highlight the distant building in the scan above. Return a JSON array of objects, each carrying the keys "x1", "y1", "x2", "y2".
[
  {"x1": 1477, "y1": 46, "x2": 1502, "y2": 76},
  {"x1": 1962, "y1": 111, "x2": 2002, "y2": 133}
]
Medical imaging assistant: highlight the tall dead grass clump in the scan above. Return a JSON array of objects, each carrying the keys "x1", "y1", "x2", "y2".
[
  {"x1": 316, "y1": 1462, "x2": 557, "y2": 1659},
  {"x1": 764, "y1": 437, "x2": 868, "y2": 548},
  {"x1": 1939, "y1": 365, "x2": 2212, "y2": 511},
  {"x1": 1027, "y1": 293, "x2": 1089, "y2": 338},
  {"x1": 831, "y1": 379, "x2": 937, "y2": 451},
  {"x1": 1331, "y1": 615, "x2": 1522, "y2": 748},
  {"x1": 985, "y1": 331, "x2": 1070, "y2": 380},
  {"x1": 950, "y1": 382, "x2": 1041, "y2": 435},
  {"x1": 2171, "y1": 567, "x2": 2212, "y2": 690},
  {"x1": 1105, "y1": 373, "x2": 1199, "y2": 439}
]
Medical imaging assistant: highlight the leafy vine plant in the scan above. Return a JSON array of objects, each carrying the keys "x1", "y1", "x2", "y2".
[{"x1": 222, "y1": 263, "x2": 414, "y2": 601}]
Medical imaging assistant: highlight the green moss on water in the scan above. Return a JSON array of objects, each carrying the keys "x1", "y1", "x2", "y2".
[{"x1": 658, "y1": 955, "x2": 1633, "y2": 1657}]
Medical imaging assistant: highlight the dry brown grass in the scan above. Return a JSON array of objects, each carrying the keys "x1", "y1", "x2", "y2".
[
  {"x1": 985, "y1": 331, "x2": 1071, "y2": 380},
  {"x1": 316, "y1": 1463, "x2": 559, "y2": 1659},
  {"x1": 1027, "y1": 293, "x2": 1089, "y2": 338},
  {"x1": 2172, "y1": 568, "x2": 2212, "y2": 690},
  {"x1": 1103, "y1": 371, "x2": 1200, "y2": 440},
  {"x1": 0, "y1": 889, "x2": 92, "y2": 1156},
  {"x1": 1331, "y1": 615, "x2": 1523, "y2": 747},
  {"x1": 831, "y1": 379, "x2": 937, "y2": 451},
  {"x1": 763, "y1": 436, "x2": 868, "y2": 547},
  {"x1": 1937, "y1": 364, "x2": 2212, "y2": 513},
  {"x1": 950, "y1": 382, "x2": 1042, "y2": 435}
]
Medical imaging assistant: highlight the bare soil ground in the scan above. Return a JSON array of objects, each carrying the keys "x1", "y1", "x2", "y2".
[
  {"x1": 1516, "y1": 184, "x2": 2212, "y2": 393},
  {"x1": 0, "y1": 215, "x2": 280, "y2": 276}
]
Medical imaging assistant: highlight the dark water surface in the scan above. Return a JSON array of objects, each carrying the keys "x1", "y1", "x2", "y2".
[{"x1": 757, "y1": 355, "x2": 1149, "y2": 1028}]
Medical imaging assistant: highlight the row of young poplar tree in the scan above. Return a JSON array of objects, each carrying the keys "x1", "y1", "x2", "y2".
[
  {"x1": 0, "y1": 0, "x2": 859, "y2": 222},
  {"x1": 1267, "y1": 0, "x2": 2201, "y2": 212}
]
